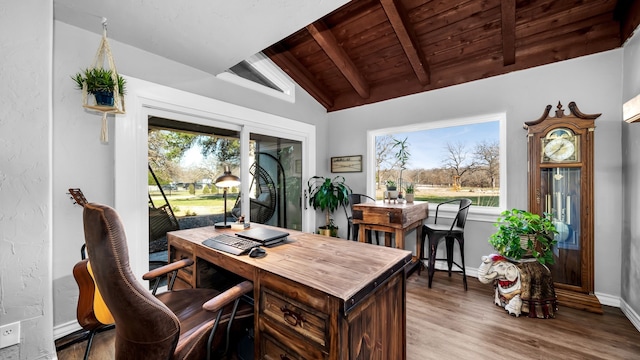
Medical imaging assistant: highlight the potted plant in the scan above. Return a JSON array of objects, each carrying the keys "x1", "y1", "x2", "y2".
[
  {"x1": 489, "y1": 209, "x2": 558, "y2": 265},
  {"x1": 385, "y1": 180, "x2": 397, "y2": 191},
  {"x1": 404, "y1": 183, "x2": 415, "y2": 203},
  {"x1": 384, "y1": 179, "x2": 398, "y2": 200},
  {"x1": 393, "y1": 137, "x2": 410, "y2": 198},
  {"x1": 72, "y1": 68, "x2": 126, "y2": 106},
  {"x1": 307, "y1": 175, "x2": 352, "y2": 237}
]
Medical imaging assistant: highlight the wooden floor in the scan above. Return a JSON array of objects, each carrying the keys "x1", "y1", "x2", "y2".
[{"x1": 57, "y1": 271, "x2": 640, "y2": 359}]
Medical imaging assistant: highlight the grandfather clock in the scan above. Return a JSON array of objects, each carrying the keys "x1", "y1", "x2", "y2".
[{"x1": 524, "y1": 102, "x2": 602, "y2": 313}]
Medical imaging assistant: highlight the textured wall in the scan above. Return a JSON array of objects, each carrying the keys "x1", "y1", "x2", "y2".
[
  {"x1": 621, "y1": 28, "x2": 640, "y2": 319},
  {"x1": 0, "y1": 2, "x2": 55, "y2": 359}
]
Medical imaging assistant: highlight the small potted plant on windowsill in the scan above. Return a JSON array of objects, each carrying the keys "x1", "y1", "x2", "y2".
[
  {"x1": 489, "y1": 209, "x2": 558, "y2": 265},
  {"x1": 72, "y1": 68, "x2": 126, "y2": 106},
  {"x1": 385, "y1": 180, "x2": 397, "y2": 191},
  {"x1": 384, "y1": 180, "x2": 398, "y2": 201},
  {"x1": 404, "y1": 183, "x2": 415, "y2": 203},
  {"x1": 307, "y1": 175, "x2": 351, "y2": 237}
]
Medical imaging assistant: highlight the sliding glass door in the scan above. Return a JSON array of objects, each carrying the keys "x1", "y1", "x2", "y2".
[
  {"x1": 115, "y1": 77, "x2": 316, "y2": 279},
  {"x1": 249, "y1": 133, "x2": 303, "y2": 230}
]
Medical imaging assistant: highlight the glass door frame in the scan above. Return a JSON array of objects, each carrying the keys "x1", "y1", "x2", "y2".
[{"x1": 114, "y1": 76, "x2": 316, "y2": 279}]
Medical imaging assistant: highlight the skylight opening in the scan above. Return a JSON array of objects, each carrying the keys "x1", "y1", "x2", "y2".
[{"x1": 217, "y1": 53, "x2": 295, "y2": 103}]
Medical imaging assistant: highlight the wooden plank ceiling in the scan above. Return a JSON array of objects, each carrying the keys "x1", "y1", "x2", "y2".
[{"x1": 263, "y1": 0, "x2": 640, "y2": 112}]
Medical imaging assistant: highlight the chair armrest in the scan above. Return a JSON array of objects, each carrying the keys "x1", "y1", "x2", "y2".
[
  {"x1": 203, "y1": 280, "x2": 254, "y2": 313},
  {"x1": 142, "y1": 258, "x2": 194, "y2": 281}
]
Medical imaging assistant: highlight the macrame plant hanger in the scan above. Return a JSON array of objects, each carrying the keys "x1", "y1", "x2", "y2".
[{"x1": 81, "y1": 18, "x2": 125, "y2": 143}]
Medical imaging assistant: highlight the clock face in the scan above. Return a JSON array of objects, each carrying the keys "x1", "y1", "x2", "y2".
[
  {"x1": 544, "y1": 138, "x2": 575, "y2": 161},
  {"x1": 541, "y1": 128, "x2": 580, "y2": 163}
]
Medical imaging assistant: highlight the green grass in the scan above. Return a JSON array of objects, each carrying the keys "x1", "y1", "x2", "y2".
[
  {"x1": 149, "y1": 189, "x2": 239, "y2": 216},
  {"x1": 414, "y1": 195, "x2": 499, "y2": 207}
]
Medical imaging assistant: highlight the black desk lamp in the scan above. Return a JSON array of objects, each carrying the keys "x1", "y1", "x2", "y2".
[{"x1": 214, "y1": 165, "x2": 241, "y2": 228}]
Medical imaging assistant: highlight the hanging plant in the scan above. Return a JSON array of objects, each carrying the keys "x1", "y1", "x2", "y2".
[
  {"x1": 72, "y1": 68, "x2": 126, "y2": 106},
  {"x1": 70, "y1": 18, "x2": 125, "y2": 143}
]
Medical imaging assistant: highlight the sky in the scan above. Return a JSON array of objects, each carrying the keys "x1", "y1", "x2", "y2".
[
  {"x1": 181, "y1": 145, "x2": 204, "y2": 167},
  {"x1": 386, "y1": 121, "x2": 499, "y2": 170}
]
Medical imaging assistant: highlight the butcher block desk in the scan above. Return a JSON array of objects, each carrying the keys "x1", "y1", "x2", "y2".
[
  {"x1": 167, "y1": 225, "x2": 412, "y2": 359},
  {"x1": 352, "y1": 201, "x2": 429, "y2": 260}
]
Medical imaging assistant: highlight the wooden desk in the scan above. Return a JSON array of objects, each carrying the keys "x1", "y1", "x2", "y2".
[
  {"x1": 352, "y1": 201, "x2": 428, "y2": 259},
  {"x1": 167, "y1": 225, "x2": 412, "y2": 359}
]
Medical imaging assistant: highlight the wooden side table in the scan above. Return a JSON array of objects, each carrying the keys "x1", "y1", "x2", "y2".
[{"x1": 352, "y1": 201, "x2": 428, "y2": 260}]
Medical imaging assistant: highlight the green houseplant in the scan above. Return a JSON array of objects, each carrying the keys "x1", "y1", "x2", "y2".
[
  {"x1": 392, "y1": 137, "x2": 410, "y2": 197},
  {"x1": 489, "y1": 208, "x2": 558, "y2": 265},
  {"x1": 72, "y1": 68, "x2": 126, "y2": 106},
  {"x1": 385, "y1": 180, "x2": 397, "y2": 191},
  {"x1": 404, "y1": 183, "x2": 415, "y2": 203},
  {"x1": 307, "y1": 175, "x2": 352, "y2": 237}
]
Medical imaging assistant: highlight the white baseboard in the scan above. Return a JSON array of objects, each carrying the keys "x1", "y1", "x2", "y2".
[
  {"x1": 620, "y1": 298, "x2": 640, "y2": 332},
  {"x1": 53, "y1": 320, "x2": 81, "y2": 340},
  {"x1": 595, "y1": 291, "x2": 621, "y2": 308}
]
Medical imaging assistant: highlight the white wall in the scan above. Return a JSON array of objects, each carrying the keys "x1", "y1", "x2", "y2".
[
  {"x1": 52, "y1": 21, "x2": 329, "y2": 332},
  {"x1": 621, "y1": 28, "x2": 640, "y2": 320},
  {"x1": 328, "y1": 50, "x2": 624, "y2": 300},
  {"x1": 0, "y1": 2, "x2": 56, "y2": 359}
]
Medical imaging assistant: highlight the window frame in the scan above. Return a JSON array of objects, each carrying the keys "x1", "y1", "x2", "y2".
[{"x1": 366, "y1": 112, "x2": 507, "y2": 221}]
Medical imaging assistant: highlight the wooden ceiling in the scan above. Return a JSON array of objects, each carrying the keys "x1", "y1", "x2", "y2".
[{"x1": 264, "y1": 0, "x2": 640, "y2": 112}]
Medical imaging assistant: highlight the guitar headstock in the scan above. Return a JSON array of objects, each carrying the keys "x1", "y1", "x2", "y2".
[{"x1": 69, "y1": 188, "x2": 88, "y2": 207}]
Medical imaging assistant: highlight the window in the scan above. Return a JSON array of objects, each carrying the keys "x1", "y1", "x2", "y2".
[
  {"x1": 370, "y1": 113, "x2": 505, "y2": 209},
  {"x1": 217, "y1": 52, "x2": 295, "y2": 102}
]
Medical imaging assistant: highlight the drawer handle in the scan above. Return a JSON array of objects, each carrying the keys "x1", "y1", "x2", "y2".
[
  {"x1": 280, "y1": 355, "x2": 291, "y2": 360},
  {"x1": 280, "y1": 306, "x2": 305, "y2": 328}
]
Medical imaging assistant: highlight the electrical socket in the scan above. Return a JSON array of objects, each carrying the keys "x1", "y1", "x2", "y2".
[{"x1": 0, "y1": 322, "x2": 20, "y2": 348}]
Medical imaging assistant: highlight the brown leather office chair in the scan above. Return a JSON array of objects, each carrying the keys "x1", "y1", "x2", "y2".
[
  {"x1": 83, "y1": 202, "x2": 254, "y2": 360},
  {"x1": 345, "y1": 193, "x2": 379, "y2": 244},
  {"x1": 419, "y1": 198, "x2": 472, "y2": 290}
]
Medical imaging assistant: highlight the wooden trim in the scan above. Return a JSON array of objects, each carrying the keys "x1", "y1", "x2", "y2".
[
  {"x1": 380, "y1": 0, "x2": 430, "y2": 85},
  {"x1": 307, "y1": 21, "x2": 371, "y2": 99},
  {"x1": 263, "y1": 46, "x2": 334, "y2": 108},
  {"x1": 500, "y1": 0, "x2": 516, "y2": 66}
]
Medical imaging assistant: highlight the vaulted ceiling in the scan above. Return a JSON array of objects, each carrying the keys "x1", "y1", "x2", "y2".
[
  {"x1": 263, "y1": 0, "x2": 640, "y2": 112},
  {"x1": 54, "y1": 1, "x2": 640, "y2": 113}
]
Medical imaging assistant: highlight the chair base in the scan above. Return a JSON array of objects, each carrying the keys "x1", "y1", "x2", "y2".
[
  {"x1": 419, "y1": 235, "x2": 467, "y2": 291},
  {"x1": 420, "y1": 260, "x2": 467, "y2": 290}
]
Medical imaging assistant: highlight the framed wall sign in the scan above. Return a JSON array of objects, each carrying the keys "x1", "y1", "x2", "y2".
[{"x1": 331, "y1": 155, "x2": 362, "y2": 173}]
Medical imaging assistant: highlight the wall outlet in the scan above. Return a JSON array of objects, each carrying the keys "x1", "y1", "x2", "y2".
[{"x1": 0, "y1": 322, "x2": 20, "y2": 348}]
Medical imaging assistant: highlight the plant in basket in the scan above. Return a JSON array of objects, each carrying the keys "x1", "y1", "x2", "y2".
[
  {"x1": 72, "y1": 68, "x2": 126, "y2": 106},
  {"x1": 488, "y1": 208, "x2": 558, "y2": 264}
]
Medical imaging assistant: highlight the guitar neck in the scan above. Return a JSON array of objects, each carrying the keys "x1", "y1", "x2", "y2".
[{"x1": 69, "y1": 188, "x2": 88, "y2": 207}]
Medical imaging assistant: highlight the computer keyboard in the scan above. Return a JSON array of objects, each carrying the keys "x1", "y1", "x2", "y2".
[{"x1": 202, "y1": 233, "x2": 261, "y2": 255}]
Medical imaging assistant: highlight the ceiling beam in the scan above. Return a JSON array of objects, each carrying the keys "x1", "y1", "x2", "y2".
[
  {"x1": 307, "y1": 21, "x2": 371, "y2": 99},
  {"x1": 619, "y1": 0, "x2": 640, "y2": 41},
  {"x1": 501, "y1": 0, "x2": 516, "y2": 66},
  {"x1": 264, "y1": 45, "x2": 334, "y2": 109},
  {"x1": 380, "y1": 0, "x2": 430, "y2": 85}
]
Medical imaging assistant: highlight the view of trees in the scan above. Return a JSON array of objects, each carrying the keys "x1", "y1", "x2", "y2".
[
  {"x1": 148, "y1": 129, "x2": 240, "y2": 187},
  {"x1": 376, "y1": 134, "x2": 499, "y2": 195}
]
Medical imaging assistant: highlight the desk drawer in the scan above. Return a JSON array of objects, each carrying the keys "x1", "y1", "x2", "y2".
[
  {"x1": 260, "y1": 320, "x2": 327, "y2": 360},
  {"x1": 261, "y1": 288, "x2": 328, "y2": 348}
]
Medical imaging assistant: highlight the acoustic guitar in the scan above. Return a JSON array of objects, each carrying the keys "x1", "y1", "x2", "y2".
[{"x1": 69, "y1": 188, "x2": 115, "y2": 329}]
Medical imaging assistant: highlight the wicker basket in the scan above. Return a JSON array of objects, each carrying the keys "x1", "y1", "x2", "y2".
[{"x1": 520, "y1": 234, "x2": 536, "y2": 256}]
